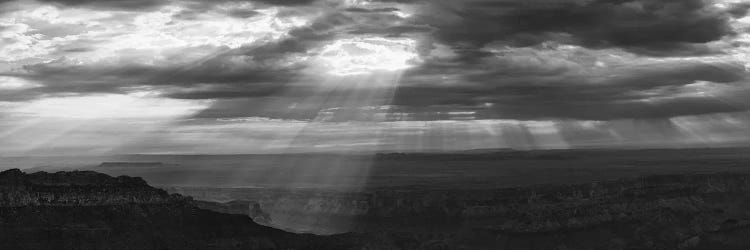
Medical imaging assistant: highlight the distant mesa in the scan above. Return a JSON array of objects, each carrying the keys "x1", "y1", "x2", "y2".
[{"x1": 98, "y1": 162, "x2": 176, "y2": 168}]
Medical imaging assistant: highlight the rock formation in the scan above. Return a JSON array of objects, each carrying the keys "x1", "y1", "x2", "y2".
[{"x1": 0, "y1": 169, "x2": 363, "y2": 250}]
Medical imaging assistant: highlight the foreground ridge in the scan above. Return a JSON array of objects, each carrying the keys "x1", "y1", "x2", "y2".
[{"x1": 0, "y1": 169, "x2": 362, "y2": 250}]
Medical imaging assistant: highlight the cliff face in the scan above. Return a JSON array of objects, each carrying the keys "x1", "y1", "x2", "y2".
[
  {"x1": 0, "y1": 169, "x2": 183, "y2": 207},
  {"x1": 0, "y1": 169, "x2": 363, "y2": 250},
  {"x1": 173, "y1": 173, "x2": 750, "y2": 249}
]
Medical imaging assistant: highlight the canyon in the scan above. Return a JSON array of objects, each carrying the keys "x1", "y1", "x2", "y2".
[
  {"x1": 171, "y1": 172, "x2": 750, "y2": 249},
  {"x1": 6, "y1": 167, "x2": 750, "y2": 249}
]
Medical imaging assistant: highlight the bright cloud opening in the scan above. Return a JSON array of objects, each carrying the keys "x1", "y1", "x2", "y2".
[{"x1": 316, "y1": 37, "x2": 420, "y2": 76}]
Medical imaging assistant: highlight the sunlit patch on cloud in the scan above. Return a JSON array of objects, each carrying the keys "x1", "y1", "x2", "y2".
[
  {"x1": 315, "y1": 36, "x2": 420, "y2": 76},
  {"x1": 0, "y1": 76, "x2": 39, "y2": 90},
  {"x1": 0, "y1": 91, "x2": 210, "y2": 156},
  {"x1": 8, "y1": 92, "x2": 210, "y2": 119}
]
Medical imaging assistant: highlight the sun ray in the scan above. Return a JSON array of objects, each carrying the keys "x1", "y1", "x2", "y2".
[{"x1": 214, "y1": 35, "x2": 419, "y2": 232}]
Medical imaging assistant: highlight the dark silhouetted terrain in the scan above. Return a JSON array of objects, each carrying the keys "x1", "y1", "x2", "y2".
[
  {"x1": 7, "y1": 149, "x2": 750, "y2": 249},
  {"x1": 0, "y1": 169, "x2": 364, "y2": 250}
]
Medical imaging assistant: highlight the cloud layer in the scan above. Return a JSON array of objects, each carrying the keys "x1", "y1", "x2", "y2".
[{"x1": 1, "y1": 0, "x2": 750, "y2": 154}]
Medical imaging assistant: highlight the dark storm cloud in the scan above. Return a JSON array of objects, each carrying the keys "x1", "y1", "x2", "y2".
[
  {"x1": 348, "y1": 24, "x2": 432, "y2": 37},
  {"x1": 34, "y1": 0, "x2": 167, "y2": 10},
  {"x1": 250, "y1": 0, "x2": 318, "y2": 6},
  {"x1": 186, "y1": 98, "x2": 320, "y2": 120},
  {"x1": 416, "y1": 0, "x2": 744, "y2": 57},
  {"x1": 729, "y1": 3, "x2": 750, "y2": 18},
  {"x1": 188, "y1": 58, "x2": 750, "y2": 121},
  {"x1": 390, "y1": 60, "x2": 750, "y2": 120},
  {"x1": 282, "y1": 4, "x2": 429, "y2": 38},
  {"x1": 0, "y1": 89, "x2": 44, "y2": 102},
  {"x1": 31, "y1": 0, "x2": 321, "y2": 10},
  {"x1": 171, "y1": 45, "x2": 749, "y2": 121},
  {"x1": 353, "y1": 0, "x2": 750, "y2": 121},
  {"x1": 5, "y1": 5, "x2": 380, "y2": 103},
  {"x1": 227, "y1": 9, "x2": 260, "y2": 18},
  {"x1": 12, "y1": 41, "x2": 309, "y2": 100},
  {"x1": 6, "y1": 0, "x2": 750, "y2": 123},
  {"x1": 163, "y1": 85, "x2": 286, "y2": 99}
]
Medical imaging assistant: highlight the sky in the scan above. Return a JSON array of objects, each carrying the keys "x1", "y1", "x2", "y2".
[{"x1": 1, "y1": 0, "x2": 750, "y2": 155}]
